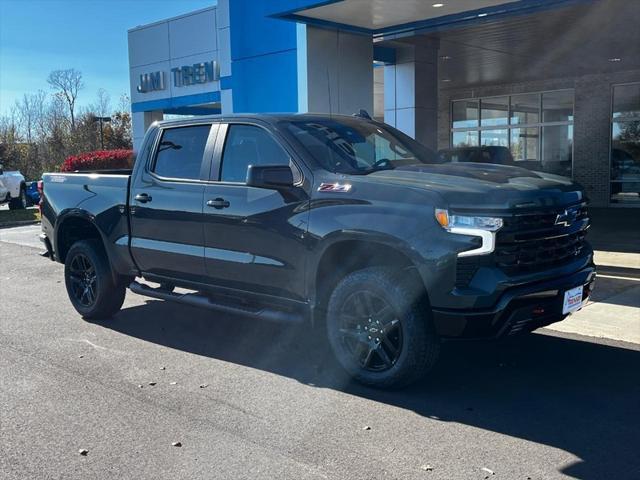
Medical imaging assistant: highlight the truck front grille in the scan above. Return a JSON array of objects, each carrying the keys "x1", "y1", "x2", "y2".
[{"x1": 494, "y1": 203, "x2": 589, "y2": 275}]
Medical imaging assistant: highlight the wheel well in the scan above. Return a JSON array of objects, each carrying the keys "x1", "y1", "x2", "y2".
[
  {"x1": 57, "y1": 217, "x2": 102, "y2": 263},
  {"x1": 315, "y1": 240, "x2": 423, "y2": 310}
]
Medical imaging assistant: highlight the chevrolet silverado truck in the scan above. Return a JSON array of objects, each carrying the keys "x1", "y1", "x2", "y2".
[{"x1": 40, "y1": 114, "x2": 595, "y2": 388}]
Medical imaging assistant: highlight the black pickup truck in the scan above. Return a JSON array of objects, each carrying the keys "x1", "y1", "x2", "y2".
[{"x1": 40, "y1": 114, "x2": 595, "y2": 388}]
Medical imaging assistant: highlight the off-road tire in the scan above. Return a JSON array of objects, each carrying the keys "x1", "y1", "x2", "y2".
[
  {"x1": 64, "y1": 239, "x2": 126, "y2": 320},
  {"x1": 8, "y1": 186, "x2": 27, "y2": 210},
  {"x1": 326, "y1": 267, "x2": 440, "y2": 389}
]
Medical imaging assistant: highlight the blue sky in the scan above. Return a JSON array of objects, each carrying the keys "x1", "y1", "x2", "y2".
[{"x1": 0, "y1": 0, "x2": 215, "y2": 115}]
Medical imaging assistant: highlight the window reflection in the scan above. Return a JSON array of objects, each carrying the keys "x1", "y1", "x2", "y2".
[
  {"x1": 510, "y1": 127, "x2": 540, "y2": 162},
  {"x1": 542, "y1": 125, "x2": 573, "y2": 177},
  {"x1": 510, "y1": 93, "x2": 540, "y2": 125},
  {"x1": 542, "y1": 91, "x2": 574, "y2": 123},
  {"x1": 452, "y1": 130, "x2": 478, "y2": 148},
  {"x1": 449, "y1": 90, "x2": 574, "y2": 178},
  {"x1": 611, "y1": 84, "x2": 640, "y2": 204},
  {"x1": 452, "y1": 100, "x2": 478, "y2": 129},
  {"x1": 481, "y1": 97, "x2": 509, "y2": 127},
  {"x1": 613, "y1": 83, "x2": 640, "y2": 118},
  {"x1": 481, "y1": 129, "x2": 509, "y2": 147}
]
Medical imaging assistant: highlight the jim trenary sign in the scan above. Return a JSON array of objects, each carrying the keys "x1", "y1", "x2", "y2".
[{"x1": 136, "y1": 60, "x2": 220, "y2": 93}]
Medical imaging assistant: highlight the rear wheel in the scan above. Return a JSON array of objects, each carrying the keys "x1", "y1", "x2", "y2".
[
  {"x1": 64, "y1": 240, "x2": 126, "y2": 319},
  {"x1": 326, "y1": 267, "x2": 440, "y2": 389},
  {"x1": 8, "y1": 186, "x2": 27, "y2": 210}
]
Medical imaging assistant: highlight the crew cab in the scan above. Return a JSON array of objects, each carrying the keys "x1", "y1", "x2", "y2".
[
  {"x1": 40, "y1": 114, "x2": 595, "y2": 388},
  {"x1": 0, "y1": 164, "x2": 27, "y2": 210}
]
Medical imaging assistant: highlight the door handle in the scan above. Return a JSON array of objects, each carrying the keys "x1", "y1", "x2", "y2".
[
  {"x1": 207, "y1": 198, "x2": 230, "y2": 209},
  {"x1": 134, "y1": 193, "x2": 152, "y2": 203}
]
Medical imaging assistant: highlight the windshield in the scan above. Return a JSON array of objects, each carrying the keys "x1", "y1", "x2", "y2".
[{"x1": 284, "y1": 117, "x2": 438, "y2": 174}]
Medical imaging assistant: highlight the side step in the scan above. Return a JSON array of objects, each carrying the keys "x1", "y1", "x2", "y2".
[{"x1": 128, "y1": 281, "x2": 305, "y2": 324}]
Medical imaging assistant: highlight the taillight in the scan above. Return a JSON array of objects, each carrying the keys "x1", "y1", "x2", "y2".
[{"x1": 37, "y1": 180, "x2": 44, "y2": 212}]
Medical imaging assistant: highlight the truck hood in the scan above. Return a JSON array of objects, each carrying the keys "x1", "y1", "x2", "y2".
[{"x1": 366, "y1": 162, "x2": 584, "y2": 210}]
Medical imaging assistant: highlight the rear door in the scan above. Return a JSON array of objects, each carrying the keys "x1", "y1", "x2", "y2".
[
  {"x1": 129, "y1": 122, "x2": 217, "y2": 283},
  {"x1": 202, "y1": 122, "x2": 310, "y2": 301}
]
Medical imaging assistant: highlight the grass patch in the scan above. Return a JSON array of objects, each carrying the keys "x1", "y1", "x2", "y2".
[{"x1": 0, "y1": 207, "x2": 41, "y2": 226}]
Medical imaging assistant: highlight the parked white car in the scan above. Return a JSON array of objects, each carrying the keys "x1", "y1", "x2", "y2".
[{"x1": 0, "y1": 164, "x2": 27, "y2": 210}]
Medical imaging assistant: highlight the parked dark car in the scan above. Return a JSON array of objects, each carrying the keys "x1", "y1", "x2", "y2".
[
  {"x1": 40, "y1": 114, "x2": 595, "y2": 388},
  {"x1": 437, "y1": 145, "x2": 515, "y2": 166},
  {"x1": 438, "y1": 146, "x2": 572, "y2": 178}
]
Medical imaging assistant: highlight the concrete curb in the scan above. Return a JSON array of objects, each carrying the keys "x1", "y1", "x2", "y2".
[{"x1": 0, "y1": 220, "x2": 41, "y2": 229}]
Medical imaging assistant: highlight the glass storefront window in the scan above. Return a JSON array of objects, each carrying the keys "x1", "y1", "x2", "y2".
[
  {"x1": 611, "y1": 120, "x2": 640, "y2": 204},
  {"x1": 542, "y1": 90, "x2": 574, "y2": 123},
  {"x1": 480, "y1": 97, "x2": 509, "y2": 127},
  {"x1": 510, "y1": 127, "x2": 540, "y2": 162},
  {"x1": 612, "y1": 83, "x2": 640, "y2": 119},
  {"x1": 481, "y1": 129, "x2": 509, "y2": 147},
  {"x1": 510, "y1": 93, "x2": 539, "y2": 125},
  {"x1": 450, "y1": 90, "x2": 574, "y2": 178},
  {"x1": 611, "y1": 84, "x2": 640, "y2": 204},
  {"x1": 452, "y1": 100, "x2": 478, "y2": 129},
  {"x1": 542, "y1": 125, "x2": 573, "y2": 177},
  {"x1": 452, "y1": 130, "x2": 479, "y2": 148}
]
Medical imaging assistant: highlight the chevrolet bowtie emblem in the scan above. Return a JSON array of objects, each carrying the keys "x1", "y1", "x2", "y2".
[{"x1": 555, "y1": 208, "x2": 578, "y2": 227}]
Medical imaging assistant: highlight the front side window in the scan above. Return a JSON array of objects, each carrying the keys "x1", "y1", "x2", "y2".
[
  {"x1": 153, "y1": 125, "x2": 211, "y2": 180},
  {"x1": 220, "y1": 125, "x2": 291, "y2": 183},
  {"x1": 285, "y1": 118, "x2": 437, "y2": 174}
]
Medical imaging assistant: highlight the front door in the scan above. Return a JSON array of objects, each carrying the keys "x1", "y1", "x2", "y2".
[
  {"x1": 129, "y1": 122, "x2": 216, "y2": 283},
  {"x1": 202, "y1": 123, "x2": 309, "y2": 301}
]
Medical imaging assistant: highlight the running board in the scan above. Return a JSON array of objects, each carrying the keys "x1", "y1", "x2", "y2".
[{"x1": 128, "y1": 281, "x2": 305, "y2": 324}]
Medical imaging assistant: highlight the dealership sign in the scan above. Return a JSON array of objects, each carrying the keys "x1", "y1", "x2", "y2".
[{"x1": 137, "y1": 60, "x2": 220, "y2": 93}]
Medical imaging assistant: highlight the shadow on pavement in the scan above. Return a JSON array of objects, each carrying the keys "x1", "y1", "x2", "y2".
[
  {"x1": 101, "y1": 300, "x2": 640, "y2": 480},
  {"x1": 588, "y1": 208, "x2": 640, "y2": 254}
]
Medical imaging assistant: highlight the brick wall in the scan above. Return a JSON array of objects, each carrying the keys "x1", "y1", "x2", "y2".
[{"x1": 437, "y1": 69, "x2": 640, "y2": 207}]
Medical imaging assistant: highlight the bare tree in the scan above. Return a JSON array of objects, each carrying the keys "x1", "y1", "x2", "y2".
[
  {"x1": 47, "y1": 68, "x2": 84, "y2": 129},
  {"x1": 118, "y1": 93, "x2": 131, "y2": 114},
  {"x1": 92, "y1": 88, "x2": 111, "y2": 117}
]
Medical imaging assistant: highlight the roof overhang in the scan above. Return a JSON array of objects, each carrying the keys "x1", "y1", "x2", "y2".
[{"x1": 271, "y1": 0, "x2": 594, "y2": 37}]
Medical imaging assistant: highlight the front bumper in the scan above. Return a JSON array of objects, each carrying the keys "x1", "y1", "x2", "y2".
[{"x1": 432, "y1": 265, "x2": 596, "y2": 339}]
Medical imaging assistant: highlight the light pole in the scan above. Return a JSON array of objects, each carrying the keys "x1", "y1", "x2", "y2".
[{"x1": 93, "y1": 116, "x2": 111, "y2": 149}]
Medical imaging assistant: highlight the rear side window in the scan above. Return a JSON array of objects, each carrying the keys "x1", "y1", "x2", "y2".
[
  {"x1": 153, "y1": 125, "x2": 211, "y2": 180},
  {"x1": 220, "y1": 125, "x2": 290, "y2": 183}
]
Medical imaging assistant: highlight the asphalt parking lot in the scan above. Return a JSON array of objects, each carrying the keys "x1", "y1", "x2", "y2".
[{"x1": 1, "y1": 229, "x2": 639, "y2": 479}]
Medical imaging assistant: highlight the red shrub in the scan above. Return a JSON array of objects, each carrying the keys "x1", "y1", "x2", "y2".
[{"x1": 60, "y1": 150, "x2": 134, "y2": 172}]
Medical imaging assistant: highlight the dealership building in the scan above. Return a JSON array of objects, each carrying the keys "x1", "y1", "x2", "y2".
[{"x1": 128, "y1": 0, "x2": 640, "y2": 207}]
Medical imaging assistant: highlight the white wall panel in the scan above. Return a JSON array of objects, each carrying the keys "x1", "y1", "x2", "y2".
[
  {"x1": 169, "y1": 9, "x2": 217, "y2": 59},
  {"x1": 128, "y1": 23, "x2": 170, "y2": 67}
]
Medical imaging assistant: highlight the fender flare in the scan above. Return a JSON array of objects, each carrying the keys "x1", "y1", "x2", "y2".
[
  {"x1": 54, "y1": 209, "x2": 121, "y2": 284},
  {"x1": 307, "y1": 230, "x2": 426, "y2": 306}
]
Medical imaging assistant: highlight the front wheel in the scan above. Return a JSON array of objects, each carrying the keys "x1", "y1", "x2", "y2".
[
  {"x1": 326, "y1": 267, "x2": 440, "y2": 389},
  {"x1": 8, "y1": 187, "x2": 27, "y2": 210},
  {"x1": 64, "y1": 240, "x2": 126, "y2": 319}
]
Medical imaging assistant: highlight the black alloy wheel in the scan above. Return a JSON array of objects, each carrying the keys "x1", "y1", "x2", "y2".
[
  {"x1": 64, "y1": 239, "x2": 126, "y2": 319},
  {"x1": 67, "y1": 252, "x2": 98, "y2": 307},
  {"x1": 326, "y1": 267, "x2": 440, "y2": 389},
  {"x1": 337, "y1": 290, "x2": 403, "y2": 372}
]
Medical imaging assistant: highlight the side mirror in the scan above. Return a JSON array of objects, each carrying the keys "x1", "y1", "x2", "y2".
[
  {"x1": 246, "y1": 164, "x2": 294, "y2": 190},
  {"x1": 0, "y1": 164, "x2": 3, "y2": 175}
]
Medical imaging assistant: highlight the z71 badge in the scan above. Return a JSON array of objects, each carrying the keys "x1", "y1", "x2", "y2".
[{"x1": 318, "y1": 182, "x2": 352, "y2": 193}]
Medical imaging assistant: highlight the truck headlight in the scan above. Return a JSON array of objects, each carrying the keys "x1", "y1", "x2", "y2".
[{"x1": 435, "y1": 209, "x2": 503, "y2": 257}]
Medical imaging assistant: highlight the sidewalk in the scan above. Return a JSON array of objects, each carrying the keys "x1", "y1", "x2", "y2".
[{"x1": 546, "y1": 250, "x2": 640, "y2": 344}]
